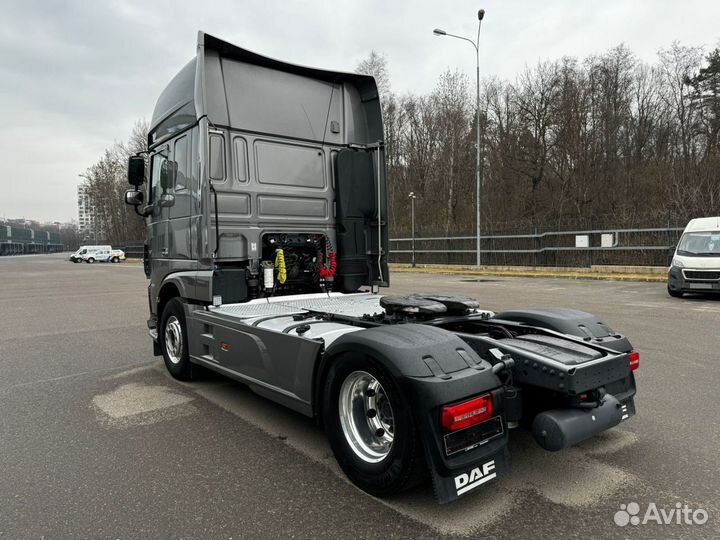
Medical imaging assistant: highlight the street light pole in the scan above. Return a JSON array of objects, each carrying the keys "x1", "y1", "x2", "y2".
[
  {"x1": 408, "y1": 192, "x2": 417, "y2": 267},
  {"x1": 433, "y1": 8, "x2": 485, "y2": 266}
]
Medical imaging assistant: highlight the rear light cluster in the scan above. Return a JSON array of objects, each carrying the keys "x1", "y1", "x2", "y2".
[
  {"x1": 628, "y1": 351, "x2": 640, "y2": 372},
  {"x1": 441, "y1": 393, "x2": 493, "y2": 432}
]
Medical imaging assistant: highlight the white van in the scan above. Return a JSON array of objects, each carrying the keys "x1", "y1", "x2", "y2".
[
  {"x1": 69, "y1": 245, "x2": 114, "y2": 264},
  {"x1": 70, "y1": 245, "x2": 107, "y2": 263},
  {"x1": 668, "y1": 217, "x2": 720, "y2": 297}
]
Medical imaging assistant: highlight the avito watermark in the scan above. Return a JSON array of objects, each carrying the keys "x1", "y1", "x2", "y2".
[{"x1": 614, "y1": 501, "x2": 708, "y2": 527}]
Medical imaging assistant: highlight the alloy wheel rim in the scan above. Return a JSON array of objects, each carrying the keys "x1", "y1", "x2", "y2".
[
  {"x1": 164, "y1": 316, "x2": 183, "y2": 364},
  {"x1": 338, "y1": 370, "x2": 395, "y2": 463}
]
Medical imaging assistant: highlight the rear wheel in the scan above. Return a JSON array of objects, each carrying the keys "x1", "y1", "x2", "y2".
[
  {"x1": 322, "y1": 354, "x2": 426, "y2": 497},
  {"x1": 668, "y1": 285, "x2": 683, "y2": 298},
  {"x1": 159, "y1": 297, "x2": 197, "y2": 381},
  {"x1": 86, "y1": 257, "x2": 95, "y2": 264}
]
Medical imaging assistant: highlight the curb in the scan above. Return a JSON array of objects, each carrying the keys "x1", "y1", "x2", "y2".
[
  {"x1": 120, "y1": 259, "x2": 666, "y2": 282},
  {"x1": 389, "y1": 265, "x2": 667, "y2": 283}
]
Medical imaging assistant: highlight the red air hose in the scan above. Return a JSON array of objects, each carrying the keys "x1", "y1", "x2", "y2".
[{"x1": 320, "y1": 237, "x2": 337, "y2": 278}]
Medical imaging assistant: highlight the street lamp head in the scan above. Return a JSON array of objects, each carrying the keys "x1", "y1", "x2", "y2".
[
  {"x1": 433, "y1": 28, "x2": 447, "y2": 36},
  {"x1": 478, "y1": 9, "x2": 485, "y2": 21}
]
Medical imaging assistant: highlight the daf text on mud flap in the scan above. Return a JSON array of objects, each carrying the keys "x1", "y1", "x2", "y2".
[{"x1": 455, "y1": 460, "x2": 497, "y2": 496}]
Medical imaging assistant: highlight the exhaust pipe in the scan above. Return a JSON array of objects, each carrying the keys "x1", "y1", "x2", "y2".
[{"x1": 532, "y1": 394, "x2": 623, "y2": 451}]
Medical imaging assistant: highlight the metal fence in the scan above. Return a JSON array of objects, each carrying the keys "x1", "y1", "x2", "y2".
[
  {"x1": 118, "y1": 226, "x2": 684, "y2": 268},
  {"x1": 118, "y1": 244, "x2": 144, "y2": 259},
  {"x1": 390, "y1": 226, "x2": 685, "y2": 267}
]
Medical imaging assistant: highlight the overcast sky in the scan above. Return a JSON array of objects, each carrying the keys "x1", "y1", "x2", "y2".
[{"x1": 1, "y1": 0, "x2": 719, "y2": 223}]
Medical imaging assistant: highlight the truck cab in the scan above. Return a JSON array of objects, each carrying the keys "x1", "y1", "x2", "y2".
[{"x1": 126, "y1": 31, "x2": 388, "y2": 330}]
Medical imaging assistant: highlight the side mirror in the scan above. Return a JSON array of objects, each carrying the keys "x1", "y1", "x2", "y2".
[
  {"x1": 125, "y1": 190, "x2": 144, "y2": 206},
  {"x1": 160, "y1": 161, "x2": 177, "y2": 192},
  {"x1": 157, "y1": 193, "x2": 175, "y2": 208},
  {"x1": 128, "y1": 156, "x2": 145, "y2": 187}
]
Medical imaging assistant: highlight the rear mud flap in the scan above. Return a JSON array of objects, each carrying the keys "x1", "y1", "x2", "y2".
[
  {"x1": 429, "y1": 446, "x2": 511, "y2": 504},
  {"x1": 619, "y1": 397, "x2": 636, "y2": 421}
]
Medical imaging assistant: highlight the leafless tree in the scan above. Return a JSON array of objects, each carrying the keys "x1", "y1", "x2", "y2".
[
  {"x1": 85, "y1": 40, "x2": 720, "y2": 250},
  {"x1": 82, "y1": 120, "x2": 148, "y2": 244}
]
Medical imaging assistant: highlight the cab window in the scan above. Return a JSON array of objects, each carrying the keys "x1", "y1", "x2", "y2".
[
  {"x1": 209, "y1": 133, "x2": 225, "y2": 181},
  {"x1": 150, "y1": 150, "x2": 169, "y2": 202},
  {"x1": 174, "y1": 135, "x2": 189, "y2": 191}
]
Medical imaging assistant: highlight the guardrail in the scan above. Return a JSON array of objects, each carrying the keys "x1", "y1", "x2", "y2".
[{"x1": 390, "y1": 227, "x2": 685, "y2": 268}]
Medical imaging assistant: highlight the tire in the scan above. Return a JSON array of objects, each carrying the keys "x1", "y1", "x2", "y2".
[
  {"x1": 111, "y1": 257, "x2": 119, "y2": 263},
  {"x1": 159, "y1": 297, "x2": 197, "y2": 381},
  {"x1": 322, "y1": 354, "x2": 426, "y2": 497},
  {"x1": 86, "y1": 257, "x2": 95, "y2": 264},
  {"x1": 668, "y1": 286, "x2": 683, "y2": 298}
]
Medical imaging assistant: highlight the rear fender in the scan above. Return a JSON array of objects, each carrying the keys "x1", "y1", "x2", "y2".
[
  {"x1": 491, "y1": 308, "x2": 633, "y2": 353},
  {"x1": 324, "y1": 324, "x2": 511, "y2": 503}
]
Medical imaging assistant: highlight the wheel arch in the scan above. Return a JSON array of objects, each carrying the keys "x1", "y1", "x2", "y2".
[
  {"x1": 156, "y1": 272, "x2": 207, "y2": 318},
  {"x1": 157, "y1": 282, "x2": 182, "y2": 322},
  {"x1": 312, "y1": 325, "x2": 500, "y2": 426},
  {"x1": 312, "y1": 326, "x2": 438, "y2": 427},
  {"x1": 491, "y1": 308, "x2": 634, "y2": 353}
]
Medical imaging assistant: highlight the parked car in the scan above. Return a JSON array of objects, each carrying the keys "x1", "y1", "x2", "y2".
[
  {"x1": 70, "y1": 245, "x2": 112, "y2": 263},
  {"x1": 82, "y1": 246, "x2": 112, "y2": 263},
  {"x1": 668, "y1": 216, "x2": 720, "y2": 297},
  {"x1": 110, "y1": 249, "x2": 126, "y2": 263}
]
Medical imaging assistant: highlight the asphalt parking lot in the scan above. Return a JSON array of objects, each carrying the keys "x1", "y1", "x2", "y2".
[{"x1": 1, "y1": 254, "x2": 718, "y2": 539}]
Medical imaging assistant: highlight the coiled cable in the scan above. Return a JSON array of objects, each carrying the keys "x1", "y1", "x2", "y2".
[{"x1": 275, "y1": 248, "x2": 287, "y2": 284}]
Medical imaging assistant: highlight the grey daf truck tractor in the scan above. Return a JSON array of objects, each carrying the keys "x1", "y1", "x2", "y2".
[{"x1": 124, "y1": 32, "x2": 639, "y2": 503}]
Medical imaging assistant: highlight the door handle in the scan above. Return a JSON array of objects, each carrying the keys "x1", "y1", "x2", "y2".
[{"x1": 161, "y1": 248, "x2": 168, "y2": 256}]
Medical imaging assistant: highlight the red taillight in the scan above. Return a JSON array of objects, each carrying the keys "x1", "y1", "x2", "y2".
[
  {"x1": 628, "y1": 351, "x2": 640, "y2": 372},
  {"x1": 441, "y1": 393, "x2": 494, "y2": 432}
]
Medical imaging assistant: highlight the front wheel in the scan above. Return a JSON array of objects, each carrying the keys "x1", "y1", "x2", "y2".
[
  {"x1": 159, "y1": 297, "x2": 197, "y2": 381},
  {"x1": 86, "y1": 257, "x2": 95, "y2": 264},
  {"x1": 322, "y1": 354, "x2": 426, "y2": 497},
  {"x1": 111, "y1": 257, "x2": 120, "y2": 263},
  {"x1": 668, "y1": 285, "x2": 683, "y2": 298}
]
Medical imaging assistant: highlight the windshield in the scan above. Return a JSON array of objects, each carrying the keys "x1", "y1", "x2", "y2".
[{"x1": 677, "y1": 232, "x2": 720, "y2": 256}]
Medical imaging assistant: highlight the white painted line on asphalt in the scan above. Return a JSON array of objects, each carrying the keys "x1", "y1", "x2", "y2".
[
  {"x1": 625, "y1": 302, "x2": 677, "y2": 310},
  {"x1": 103, "y1": 364, "x2": 158, "y2": 380},
  {"x1": 691, "y1": 306, "x2": 720, "y2": 314},
  {"x1": 0, "y1": 361, "x2": 155, "y2": 394},
  {"x1": 623, "y1": 301, "x2": 720, "y2": 314}
]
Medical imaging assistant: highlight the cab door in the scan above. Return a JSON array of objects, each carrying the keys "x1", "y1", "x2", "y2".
[
  {"x1": 168, "y1": 132, "x2": 193, "y2": 260},
  {"x1": 148, "y1": 148, "x2": 170, "y2": 260}
]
